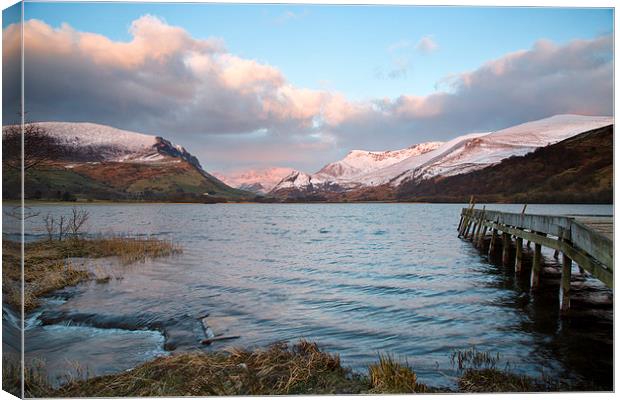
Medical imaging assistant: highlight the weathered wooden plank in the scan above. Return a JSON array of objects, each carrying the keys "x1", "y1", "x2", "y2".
[
  {"x1": 571, "y1": 220, "x2": 613, "y2": 271},
  {"x1": 464, "y1": 208, "x2": 574, "y2": 240}
]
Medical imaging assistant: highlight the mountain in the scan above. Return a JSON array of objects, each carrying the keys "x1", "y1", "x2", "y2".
[
  {"x1": 315, "y1": 142, "x2": 443, "y2": 183},
  {"x1": 270, "y1": 142, "x2": 444, "y2": 197},
  {"x1": 269, "y1": 114, "x2": 614, "y2": 200},
  {"x1": 213, "y1": 167, "x2": 294, "y2": 194},
  {"x1": 3, "y1": 122, "x2": 251, "y2": 202},
  {"x1": 396, "y1": 124, "x2": 613, "y2": 203}
]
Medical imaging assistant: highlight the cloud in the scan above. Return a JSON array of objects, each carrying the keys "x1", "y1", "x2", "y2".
[
  {"x1": 334, "y1": 34, "x2": 612, "y2": 152},
  {"x1": 3, "y1": 16, "x2": 612, "y2": 172},
  {"x1": 5, "y1": 15, "x2": 353, "y2": 138},
  {"x1": 415, "y1": 35, "x2": 438, "y2": 53}
]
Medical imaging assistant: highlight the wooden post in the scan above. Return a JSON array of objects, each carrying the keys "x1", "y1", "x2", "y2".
[
  {"x1": 463, "y1": 219, "x2": 473, "y2": 238},
  {"x1": 473, "y1": 206, "x2": 485, "y2": 244},
  {"x1": 530, "y1": 243, "x2": 542, "y2": 289},
  {"x1": 560, "y1": 252, "x2": 572, "y2": 315},
  {"x1": 477, "y1": 225, "x2": 488, "y2": 249},
  {"x1": 488, "y1": 228, "x2": 498, "y2": 257},
  {"x1": 469, "y1": 221, "x2": 478, "y2": 240},
  {"x1": 514, "y1": 237, "x2": 523, "y2": 273},
  {"x1": 459, "y1": 202, "x2": 475, "y2": 237},
  {"x1": 502, "y1": 232, "x2": 511, "y2": 266},
  {"x1": 458, "y1": 196, "x2": 473, "y2": 232}
]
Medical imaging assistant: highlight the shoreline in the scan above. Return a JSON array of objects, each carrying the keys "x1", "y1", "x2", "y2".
[{"x1": 5, "y1": 199, "x2": 615, "y2": 206}]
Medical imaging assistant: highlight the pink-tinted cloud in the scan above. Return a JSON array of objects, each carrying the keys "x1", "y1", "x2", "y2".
[
  {"x1": 416, "y1": 35, "x2": 438, "y2": 53},
  {"x1": 6, "y1": 16, "x2": 353, "y2": 137}
]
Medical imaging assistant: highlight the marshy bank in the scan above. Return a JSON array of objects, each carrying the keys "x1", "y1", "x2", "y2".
[
  {"x1": 2, "y1": 234, "x2": 181, "y2": 312},
  {"x1": 5, "y1": 339, "x2": 580, "y2": 397}
]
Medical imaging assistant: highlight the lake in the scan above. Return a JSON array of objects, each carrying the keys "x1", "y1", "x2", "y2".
[{"x1": 4, "y1": 203, "x2": 613, "y2": 389}]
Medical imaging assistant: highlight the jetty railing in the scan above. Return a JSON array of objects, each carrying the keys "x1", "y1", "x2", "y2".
[{"x1": 458, "y1": 206, "x2": 613, "y2": 314}]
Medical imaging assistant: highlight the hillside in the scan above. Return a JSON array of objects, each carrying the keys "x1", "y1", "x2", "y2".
[
  {"x1": 2, "y1": 122, "x2": 251, "y2": 202},
  {"x1": 396, "y1": 124, "x2": 613, "y2": 203},
  {"x1": 269, "y1": 114, "x2": 613, "y2": 201}
]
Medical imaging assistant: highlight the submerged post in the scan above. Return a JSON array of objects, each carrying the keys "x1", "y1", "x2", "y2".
[
  {"x1": 515, "y1": 237, "x2": 523, "y2": 273},
  {"x1": 559, "y1": 230, "x2": 573, "y2": 315},
  {"x1": 478, "y1": 225, "x2": 488, "y2": 249},
  {"x1": 469, "y1": 220, "x2": 478, "y2": 240},
  {"x1": 488, "y1": 228, "x2": 498, "y2": 257},
  {"x1": 560, "y1": 252, "x2": 572, "y2": 315},
  {"x1": 502, "y1": 232, "x2": 511, "y2": 266},
  {"x1": 530, "y1": 243, "x2": 542, "y2": 289},
  {"x1": 473, "y1": 206, "x2": 486, "y2": 244},
  {"x1": 459, "y1": 201, "x2": 476, "y2": 237}
]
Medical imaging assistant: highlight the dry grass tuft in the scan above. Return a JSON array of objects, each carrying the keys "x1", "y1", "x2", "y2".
[
  {"x1": 52, "y1": 340, "x2": 368, "y2": 397},
  {"x1": 77, "y1": 236, "x2": 182, "y2": 265},
  {"x1": 368, "y1": 354, "x2": 428, "y2": 393},
  {"x1": 458, "y1": 368, "x2": 538, "y2": 393}
]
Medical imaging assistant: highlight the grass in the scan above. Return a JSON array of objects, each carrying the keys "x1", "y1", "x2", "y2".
[
  {"x1": 5, "y1": 340, "x2": 578, "y2": 397},
  {"x1": 2, "y1": 235, "x2": 181, "y2": 312},
  {"x1": 458, "y1": 368, "x2": 540, "y2": 392},
  {"x1": 36, "y1": 340, "x2": 369, "y2": 397},
  {"x1": 368, "y1": 354, "x2": 428, "y2": 393}
]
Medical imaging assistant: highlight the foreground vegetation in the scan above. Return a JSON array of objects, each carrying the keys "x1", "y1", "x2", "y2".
[{"x1": 3, "y1": 339, "x2": 566, "y2": 397}]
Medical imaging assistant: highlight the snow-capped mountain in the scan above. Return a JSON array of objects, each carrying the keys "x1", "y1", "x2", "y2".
[
  {"x1": 316, "y1": 142, "x2": 443, "y2": 181},
  {"x1": 270, "y1": 114, "x2": 614, "y2": 196},
  {"x1": 17, "y1": 122, "x2": 248, "y2": 201},
  {"x1": 40, "y1": 122, "x2": 206, "y2": 171},
  {"x1": 213, "y1": 167, "x2": 295, "y2": 194}
]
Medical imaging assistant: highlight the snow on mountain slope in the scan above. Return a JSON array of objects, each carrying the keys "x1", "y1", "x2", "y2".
[
  {"x1": 390, "y1": 114, "x2": 614, "y2": 186},
  {"x1": 37, "y1": 122, "x2": 198, "y2": 166},
  {"x1": 41, "y1": 122, "x2": 155, "y2": 152},
  {"x1": 270, "y1": 141, "x2": 443, "y2": 193},
  {"x1": 213, "y1": 167, "x2": 295, "y2": 193},
  {"x1": 354, "y1": 132, "x2": 489, "y2": 186},
  {"x1": 316, "y1": 142, "x2": 443, "y2": 181},
  {"x1": 270, "y1": 114, "x2": 614, "y2": 194}
]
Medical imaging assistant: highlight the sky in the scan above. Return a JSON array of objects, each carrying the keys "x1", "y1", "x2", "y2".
[{"x1": 1, "y1": 2, "x2": 614, "y2": 176}]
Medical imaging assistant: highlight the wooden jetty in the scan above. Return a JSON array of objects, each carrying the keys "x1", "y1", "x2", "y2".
[{"x1": 458, "y1": 203, "x2": 613, "y2": 314}]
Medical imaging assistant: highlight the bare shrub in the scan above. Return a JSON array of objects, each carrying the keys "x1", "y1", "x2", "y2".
[
  {"x1": 43, "y1": 213, "x2": 55, "y2": 241},
  {"x1": 68, "y1": 207, "x2": 89, "y2": 238}
]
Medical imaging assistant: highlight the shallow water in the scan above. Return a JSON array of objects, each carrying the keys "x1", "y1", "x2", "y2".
[{"x1": 6, "y1": 203, "x2": 614, "y2": 389}]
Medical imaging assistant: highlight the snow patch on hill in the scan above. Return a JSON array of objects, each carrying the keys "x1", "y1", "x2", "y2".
[{"x1": 270, "y1": 114, "x2": 614, "y2": 194}]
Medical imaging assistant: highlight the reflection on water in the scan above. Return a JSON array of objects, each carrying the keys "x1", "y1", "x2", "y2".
[{"x1": 6, "y1": 203, "x2": 613, "y2": 389}]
